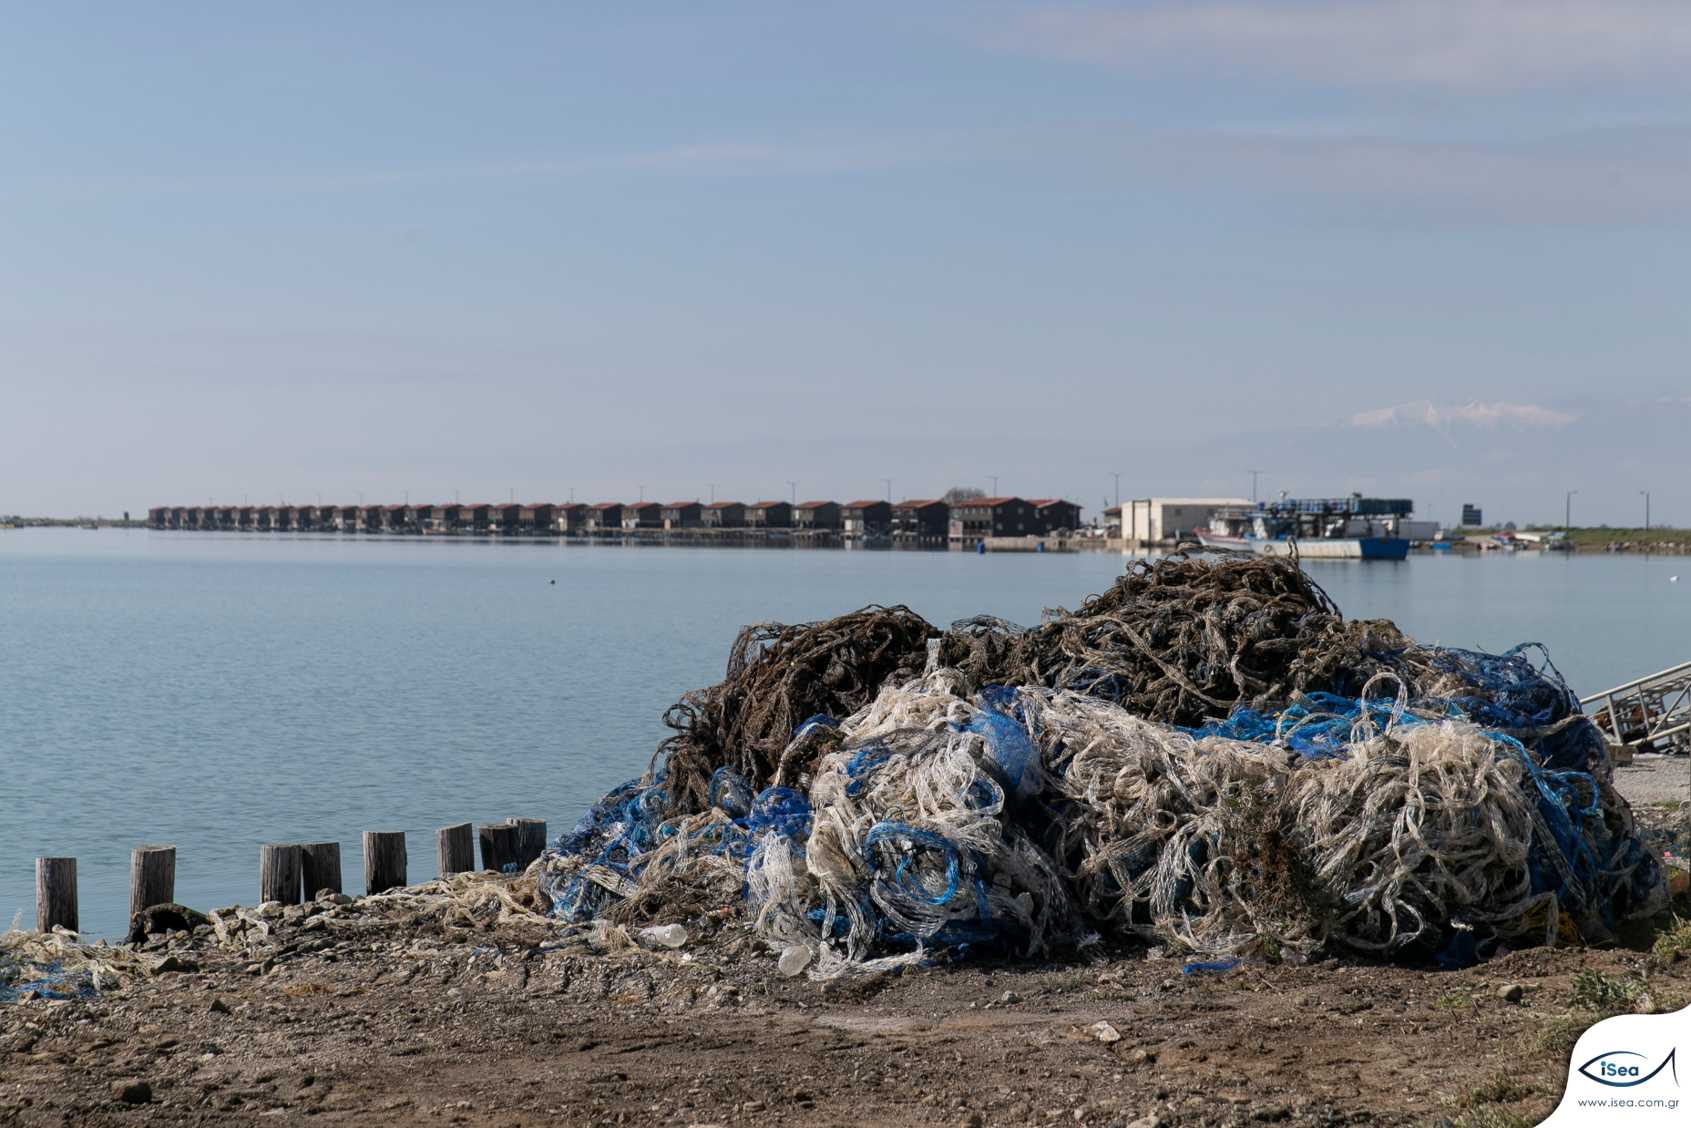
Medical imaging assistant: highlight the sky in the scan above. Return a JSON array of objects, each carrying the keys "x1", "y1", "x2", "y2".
[{"x1": 3, "y1": 1, "x2": 1688, "y2": 527}]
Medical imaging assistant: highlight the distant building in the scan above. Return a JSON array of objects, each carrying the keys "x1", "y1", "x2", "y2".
[
  {"x1": 892, "y1": 499, "x2": 949, "y2": 541},
  {"x1": 519, "y1": 503, "x2": 555, "y2": 534},
  {"x1": 841, "y1": 500, "x2": 892, "y2": 539},
  {"x1": 585, "y1": 503, "x2": 623, "y2": 532},
  {"x1": 745, "y1": 501, "x2": 793, "y2": 529},
  {"x1": 658, "y1": 501, "x2": 699, "y2": 529},
  {"x1": 703, "y1": 501, "x2": 746, "y2": 528},
  {"x1": 1122, "y1": 498, "x2": 1252, "y2": 543},
  {"x1": 555, "y1": 503, "x2": 588, "y2": 534},
  {"x1": 1103, "y1": 505, "x2": 1122, "y2": 538},
  {"x1": 950, "y1": 497, "x2": 1036, "y2": 541},
  {"x1": 793, "y1": 500, "x2": 841, "y2": 531},
  {"x1": 1461, "y1": 504, "x2": 1483, "y2": 528},
  {"x1": 625, "y1": 501, "x2": 664, "y2": 529},
  {"x1": 1029, "y1": 499, "x2": 1082, "y2": 534}
]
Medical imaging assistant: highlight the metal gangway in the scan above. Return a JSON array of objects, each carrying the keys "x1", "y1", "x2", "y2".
[{"x1": 1581, "y1": 660, "x2": 1691, "y2": 756}]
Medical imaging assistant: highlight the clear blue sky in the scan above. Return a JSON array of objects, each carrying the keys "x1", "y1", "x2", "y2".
[{"x1": 5, "y1": 2, "x2": 1687, "y2": 526}]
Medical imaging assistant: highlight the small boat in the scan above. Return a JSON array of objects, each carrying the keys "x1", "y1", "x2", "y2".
[{"x1": 1197, "y1": 495, "x2": 1413, "y2": 561}]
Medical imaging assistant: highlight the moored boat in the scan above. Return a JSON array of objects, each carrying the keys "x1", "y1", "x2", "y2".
[{"x1": 1197, "y1": 495, "x2": 1414, "y2": 561}]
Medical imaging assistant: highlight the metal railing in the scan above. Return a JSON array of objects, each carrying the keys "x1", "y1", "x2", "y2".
[{"x1": 1581, "y1": 659, "x2": 1691, "y2": 754}]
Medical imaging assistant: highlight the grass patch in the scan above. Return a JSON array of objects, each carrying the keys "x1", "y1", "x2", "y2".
[
  {"x1": 1567, "y1": 969, "x2": 1646, "y2": 1013},
  {"x1": 1650, "y1": 916, "x2": 1691, "y2": 962},
  {"x1": 1435, "y1": 988, "x2": 1476, "y2": 1011},
  {"x1": 1458, "y1": 1072, "x2": 1538, "y2": 1108},
  {"x1": 1451, "y1": 1111, "x2": 1539, "y2": 1128}
]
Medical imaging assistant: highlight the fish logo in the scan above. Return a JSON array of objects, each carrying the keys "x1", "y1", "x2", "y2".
[{"x1": 1577, "y1": 1048, "x2": 1678, "y2": 1088}]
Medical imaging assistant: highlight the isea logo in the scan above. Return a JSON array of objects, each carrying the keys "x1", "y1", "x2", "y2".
[{"x1": 1577, "y1": 1048, "x2": 1678, "y2": 1088}]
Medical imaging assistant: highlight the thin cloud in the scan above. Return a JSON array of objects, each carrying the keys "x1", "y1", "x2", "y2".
[
  {"x1": 1349, "y1": 401, "x2": 1578, "y2": 429},
  {"x1": 997, "y1": 1, "x2": 1691, "y2": 91}
]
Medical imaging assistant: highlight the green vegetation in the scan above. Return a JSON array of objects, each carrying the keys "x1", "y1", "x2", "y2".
[{"x1": 1651, "y1": 916, "x2": 1691, "y2": 963}]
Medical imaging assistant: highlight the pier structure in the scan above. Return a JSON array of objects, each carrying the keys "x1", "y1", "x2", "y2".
[{"x1": 147, "y1": 494, "x2": 1100, "y2": 548}]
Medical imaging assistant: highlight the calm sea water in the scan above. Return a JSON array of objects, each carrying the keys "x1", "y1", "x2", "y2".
[{"x1": 4, "y1": 529, "x2": 1687, "y2": 938}]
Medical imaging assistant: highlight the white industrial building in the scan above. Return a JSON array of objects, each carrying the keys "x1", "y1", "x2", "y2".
[{"x1": 1122, "y1": 497, "x2": 1253, "y2": 543}]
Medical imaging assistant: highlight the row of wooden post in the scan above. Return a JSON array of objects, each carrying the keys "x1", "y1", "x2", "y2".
[{"x1": 33, "y1": 818, "x2": 547, "y2": 932}]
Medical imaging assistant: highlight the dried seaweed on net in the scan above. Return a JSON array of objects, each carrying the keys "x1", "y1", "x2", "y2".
[
  {"x1": 940, "y1": 551, "x2": 1399, "y2": 726},
  {"x1": 655, "y1": 605, "x2": 937, "y2": 814}
]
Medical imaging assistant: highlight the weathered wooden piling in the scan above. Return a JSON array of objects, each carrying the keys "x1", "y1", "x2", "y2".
[
  {"x1": 35, "y1": 857, "x2": 78, "y2": 933},
  {"x1": 512, "y1": 818, "x2": 548, "y2": 869},
  {"x1": 301, "y1": 841, "x2": 343, "y2": 898},
  {"x1": 259, "y1": 843, "x2": 303, "y2": 905},
  {"x1": 128, "y1": 845, "x2": 176, "y2": 919},
  {"x1": 477, "y1": 822, "x2": 519, "y2": 873},
  {"x1": 362, "y1": 831, "x2": 407, "y2": 894},
  {"x1": 436, "y1": 823, "x2": 475, "y2": 876}
]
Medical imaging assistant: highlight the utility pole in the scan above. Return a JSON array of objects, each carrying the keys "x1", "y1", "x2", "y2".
[
  {"x1": 1564, "y1": 489, "x2": 1578, "y2": 537},
  {"x1": 786, "y1": 481, "x2": 797, "y2": 505},
  {"x1": 1641, "y1": 490, "x2": 1651, "y2": 531},
  {"x1": 989, "y1": 475, "x2": 999, "y2": 496},
  {"x1": 1248, "y1": 469, "x2": 1261, "y2": 504},
  {"x1": 638, "y1": 484, "x2": 645, "y2": 502},
  {"x1": 707, "y1": 482, "x2": 716, "y2": 503}
]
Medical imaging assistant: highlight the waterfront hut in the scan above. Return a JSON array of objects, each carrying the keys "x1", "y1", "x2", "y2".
[
  {"x1": 892, "y1": 499, "x2": 950, "y2": 542},
  {"x1": 1103, "y1": 505, "x2": 1122, "y2": 539},
  {"x1": 702, "y1": 501, "x2": 746, "y2": 529},
  {"x1": 334, "y1": 505, "x2": 360, "y2": 531},
  {"x1": 841, "y1": 500, "x2": 892, "y2": 539},
  {"x1": 793, "y1": 500, "x2": 841, "y2": 531},
  {"x1": 556, "y1": 503, "x2": 588, "y2": 534},
  {"x1": 745, "y1": 500, "x2": 793, "y2": 529},
  {"x1": 1030, "y1": 498, "x2": 1083, "y2": 535},
  {"x1": 520, "y1": 503, "x2": 556, "y2": 535},
  {"x1": 254, "y1": 506, "x2": 276, "y2": 531},
  {"x1": 173, "y1": 506, "x2": 192, "y2": 529},
  {"x1": 424, "y1": 504, "x2": 456, "y2": 533},
  {"x1": 626, "y1": 501, "x2": 665, "y2": 530},
  {"x1": 400, "y1": 503, "x2": 428, "y2": 532},
  {"x1": 271, "y1": 506, "x2": 294, "y2": 531},
  {"x1": 237, "y1": 506, "x2": 256, "y2": 530},
  {"x1": 187, "y1": 507, "x2": 206, "y2": 529},
  {"x1": 359, "y1": 505, "x2": 385, "y2": 532},
  {"x1": 148, "y1": 507, "x2": 169, "y2": 528},
  {"x1": 949, "y1": 497, "x2": 1035, "y2": 542},
  {"x1": 462, "y1": 503, "x2": 492, "y2": 533},
  {"x1": 585, "y1": 502, "x2": 623, "y2": 533},
  {"x1": 659, "y1": 501, "x2": 700, "y2": 529},
  {"x1": 215, "y1": 506, "x2": 238, "y2": 529}
]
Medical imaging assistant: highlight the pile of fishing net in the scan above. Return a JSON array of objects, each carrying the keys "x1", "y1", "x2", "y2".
[
  {"x1": 1, "y1": 927, "x2": 144, "y2": 1003},
  {"x1": 537, "y1": 553, "x2": 1664, "y2": 977}
]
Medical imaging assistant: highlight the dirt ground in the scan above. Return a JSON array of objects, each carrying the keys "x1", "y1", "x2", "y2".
[{"x1": 2, "y1": 765, "x2": 1687, "y2": 1128}]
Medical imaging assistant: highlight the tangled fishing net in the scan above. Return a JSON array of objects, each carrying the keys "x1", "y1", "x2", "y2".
[{"x1": 538, "y1": 553, "x2": 1665, "y2": 977}]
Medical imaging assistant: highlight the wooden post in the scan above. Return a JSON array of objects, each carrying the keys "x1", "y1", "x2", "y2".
[
  {"x1": 513, "y1": 818, "x2": 548, "y2": 869},
  {"x1": 128, "y1": 845, "x2": 176, "y2": 920},
  {"x1": 436, "y1": 823, "x2": 475, "y2": 877},
  {"x1": 477, "y1": 822, "x2": 519, "y2": 873},
  {"x1": 35, "y1": 857, "x2": 77, "y2": 933},
  {"x1": 301, "y1": 842, "x2": 343, "y2": 898},
  {"x1": 362, "y1": 831, "x2": 407, "y2": 895},
  {"x1": 259, "y1": 844, "x2": 302, "y2": 905}
]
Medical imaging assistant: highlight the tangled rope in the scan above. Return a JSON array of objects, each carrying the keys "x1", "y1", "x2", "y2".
[{"x1": 535, "y1": 553, "x2": 1663, "y2": 977}]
